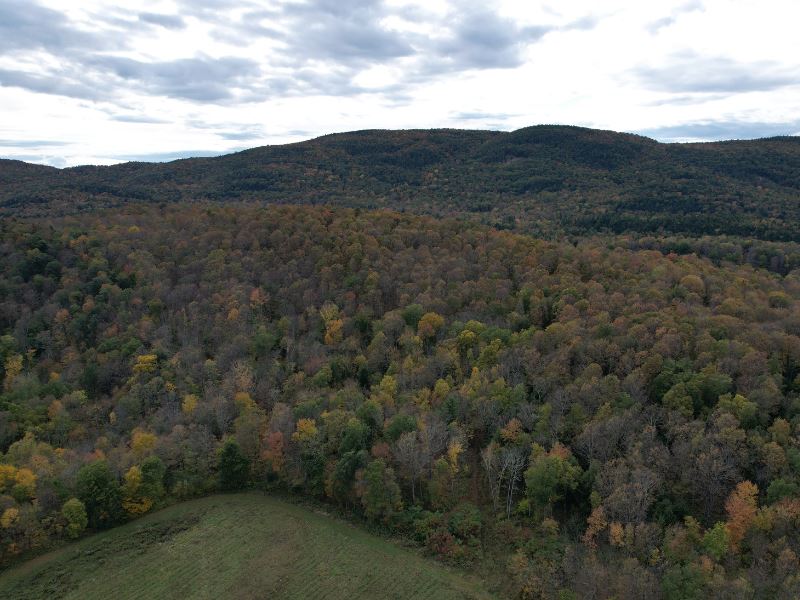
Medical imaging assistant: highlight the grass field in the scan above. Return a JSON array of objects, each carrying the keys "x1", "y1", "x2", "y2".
[{"x1": 0, "y1": 493, "x2": 496, "y2": 600}]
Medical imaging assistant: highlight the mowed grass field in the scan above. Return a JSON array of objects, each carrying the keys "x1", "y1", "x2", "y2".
[{"x1": 0, "y1": 493, "x2": 495, "y2": 600}]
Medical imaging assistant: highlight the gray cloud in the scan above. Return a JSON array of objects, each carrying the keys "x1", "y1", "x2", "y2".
[
  {"x1": 0, "y1": 67, "x2": 110, "y2": 101},
  {"x1": 0, "y1": 2, "x2": 260, "y2": 103},
  {"x1": 110, "y1": 114, "x2": 171, "y2": 124},
  {"x1": 562, "y1": 14, "x2": 603, "y2": 32},
  {"x1": 278, "y1": 0, "x2": 414, "y2": 62},
  {"x1": 0, "y1": 1, "x2": 108, "y2": 54},
  {"x1": 138, "y1": 12, "x2": 186, "y2": 29},
  {"x1": 185, "y1": 122, "x2": 268, "y2": 140},
  {"x1": 0, "y1": 153, "x2": 68, "y2": 167},
  {"x1": 637, "y1": 120, "x2": 800, "y2": 142},
  {"x1": 647, "y1": 0, "x2": 703, "y2": 33},
  {"x1": 451, "y1": 111, "x2": 517, "y2": 122},
  {"x1": 431, "y1": 12, "x2": 550, "y2": 71},
  {"x1": 87, "y1": 55, "x2": 262, "y2": 102},
  {"x1": 0, "y1": 139, "x2": 68, "y2": 147},
  {"x1": 645, "y1": 93, "x2": 730, "y2": 107},
  {"x1": 635, "y1": 54, "x2": 798, "y2": 93},
  {"x1": 109, "y1": 149, "x2": 233, "y2": 162},
  {"x1": 218, "y1": 132, "x2": 258, "y2": 141}
]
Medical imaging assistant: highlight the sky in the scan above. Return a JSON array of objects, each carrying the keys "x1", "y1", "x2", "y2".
[{"x1": 0, "y1": 0, "x2": 799, "y2": 167}]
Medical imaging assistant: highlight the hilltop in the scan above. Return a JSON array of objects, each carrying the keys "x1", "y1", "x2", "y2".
[{"x1": 2, "y1": 125, "x2": 799, "y2": 241}]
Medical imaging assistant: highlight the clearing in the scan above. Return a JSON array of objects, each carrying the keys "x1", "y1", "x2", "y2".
[{"x1": 0, "y1": 493, "x2": 495, "y2": 600}]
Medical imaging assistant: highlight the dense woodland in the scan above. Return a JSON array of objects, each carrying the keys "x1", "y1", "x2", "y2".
[
  {"x1": 1, "y1": 200, "x2": 800, "y2": 598},
  {"x1": 2, "y1": 126, "x2": 800, "y2": 243}
]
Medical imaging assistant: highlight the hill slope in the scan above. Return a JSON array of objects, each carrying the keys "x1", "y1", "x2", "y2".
[
  {"x1": 0, "y1": 493, "x2": 494, "y2": 600},
  {"x1": 2, "y1": 125, "x2": 799, "y2": 241},
  {"x1": 1, "y1": 204, "x2": 800, "y2": 597}
]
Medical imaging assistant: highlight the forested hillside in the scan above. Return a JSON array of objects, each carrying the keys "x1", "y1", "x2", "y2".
[
  {"x1": 2, "y1": 204, "x2": 800, "y2": 598},
  {"x1": 2, "y1": 126, "x2": 800, "y2": 242}
]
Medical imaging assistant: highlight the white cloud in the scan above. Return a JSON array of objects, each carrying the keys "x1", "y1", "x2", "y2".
[{"x1": 0, "y1": 0, "x2": 798, "y2": 166}]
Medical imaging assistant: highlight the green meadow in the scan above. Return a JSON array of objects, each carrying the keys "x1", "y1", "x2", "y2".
[{"x1": 0, "y1": 493, "x2": 494, "y2": 600}]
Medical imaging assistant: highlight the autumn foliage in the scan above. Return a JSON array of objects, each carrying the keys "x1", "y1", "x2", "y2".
[{"x1": 0, "y1": 203, "x2": 799, "y2": 597}]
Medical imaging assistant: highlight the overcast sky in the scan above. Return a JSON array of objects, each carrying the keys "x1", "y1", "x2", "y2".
[{"x1": 1, "y1": 0, "x2": 798, "y2": 167}]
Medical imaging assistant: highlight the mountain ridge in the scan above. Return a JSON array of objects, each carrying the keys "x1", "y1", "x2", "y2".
[{"x1": 2, "y1": 124, "x2": 799, "y2": 242}]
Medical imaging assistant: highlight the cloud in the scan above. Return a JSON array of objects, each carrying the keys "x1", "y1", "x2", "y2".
[
  {"x1": 0, "y1": 1, "x2": 109, "y2": 55},
  {"x1": 0, "y1": 67, "x2": 110, "y2": 101},
  {"x1": 562, "y1": 14, "x2": 603, "y2": 32},
  {"x1": 0, "y1": 139, "x2": 68, "y2": 148},
  {"x1": 451, "y1": 111, "x2": 516, "y2": 122},
  {"x1": 636, "y1": 119, "x2": 800, "y2": 142},
  {"x1": 278, "y1": 0, "x2": 415, "y2": 63},
  {"x1": 634, "y1": 53, "x2": 798, "y2": 93},
  {"x1": 0, "y1": 0, "x2": 578, "y2": 106},
  {"x1": 201, "y1": 0, "x2": 560, "y2": 97},
  {"x1": 109, "y1": 114, "x2": 171, "y2": 124},
  {"x1": 109, "y1": 149, "x2": 233, "y2": 162},
  {"x1": 0, "y1": 153, "x2": 69, "y2": 167},
  {"x1": 645, "y1": 93, "x2": 730, "y2": 107},
  {"x1": 430, "y1": 11, "x2": 551, "y2": 72},
  {"x1": 2, "y1": 54, "x2": 263, "y2": 104},
  {"x1": 138, "y1": 12, "x2": 186, "y2": 29},
  {"x1": 86, "y1": 55, "x2": 262, "y2": 102},
  {"x1": 646, "y1": 0, "x2": 703, "y2": 33},
  {"x1": 187, "y1": 122, "x2": 269, "y2": 141}
]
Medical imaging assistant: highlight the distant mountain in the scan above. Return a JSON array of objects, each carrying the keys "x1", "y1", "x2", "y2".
[{"x1": 2, "y1": 125, "x2": 799, "y2": 241}]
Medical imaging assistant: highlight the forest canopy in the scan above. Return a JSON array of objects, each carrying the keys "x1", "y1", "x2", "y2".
[{"x1": 1, "y1": 202, "x2": 800, "y2": 598}]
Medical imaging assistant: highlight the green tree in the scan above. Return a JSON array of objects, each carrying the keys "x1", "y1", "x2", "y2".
[
  {"x1": 361, "y1": 459, "x2": 402, "y2": 523},
  {"x1": 662, "y1": 564, "x2": 705, "y2": 600},
  {"x1": 140, "y1": 455, "x2": 167, "y2": 502},
  {"x1": 217, "y1": 439, "x2": 251, "y2": 491},
  {"x1": 76, "y1": 461, "x2": 122, "y2": 529},
  {"x1": 702, "y1": 521, "x2": 730, "y2": 561},
  {"x1": 401, "y1": 304, "x2": 425, "y2": 329},
  {"x1": 331, "y1": 450, "x2": 368, "y2": 502},
  {"x1": 524, "y1": 444, "x2": 582, "y2": 516},
  {"x1": 61, "y1": 498, "x2": 88, "y2": 539}
]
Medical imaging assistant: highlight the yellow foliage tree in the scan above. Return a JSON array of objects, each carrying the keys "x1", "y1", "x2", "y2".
[
  {"x1": 133, "y1": 354, "x2": 158, "y2": 374},
  {"x1": 0, "y1": 464, "x2": 16, "y2": 491},
  {"x1": 131, "y1": 429, "x2": 157, "y2": 459},
  {"x1": 324, "y1": 318, "x2": 344, "y2": 345},
  {"x1": 680, "y1": 274, "x2": 705, "y2": 295},
  {"x1": 432, "y1": 379, "x2": 450, "y2": 403},
  {"x1": 609, "y1": 521, "x2": 625, "y2": 547},
  {"x1": 122, "y1": 466, "x2": 153, "y2": 516},
  {"x1": 1, "y1": 507, "x2": 19, "y2": 528},
  {"x1": 292, "y1": 418, "x2": 318, "y2": 443},
  {"x1": 234, "y1": 391, "x2": 256, "y2": 412},
  {"x1": 319, "y1": 302, "x2": 339, "y2": 324},
  {"x1": 500, "y1": 418, "x2": 523, "y2": 444},
  {"x1": 4, "y1": 353, "x2": 23, "y2": 390},
  {"x1": 447, "y1": 440, "x2": 463, "y2": 476},
  {"x1": 417, "y1": 312, "x2": 444, "y2": 340},
  {"x1": 182, "y1": 393, "x2": 198, "y2": 415},
  {"x1": 14, "y1": 468, "x2": 37, "y2": 499}
]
